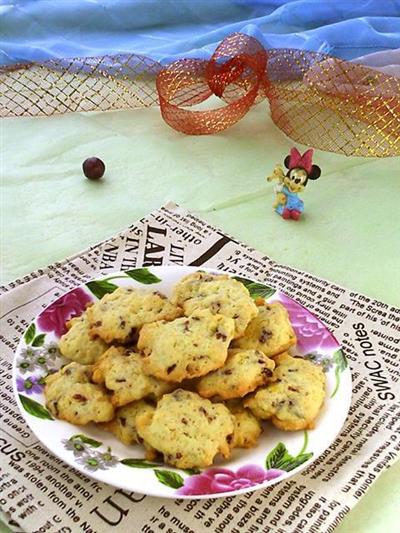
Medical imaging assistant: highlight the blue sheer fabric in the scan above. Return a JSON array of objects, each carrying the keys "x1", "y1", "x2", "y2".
[{"x1": 1, "y1": 0, "x2": 399, "y2": 65}]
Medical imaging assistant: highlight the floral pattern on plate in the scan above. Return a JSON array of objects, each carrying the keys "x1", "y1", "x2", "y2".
[
  {"x1": 62, "y1": 433, "x2": 311, "y2": 495},
  {"x1": 275, "y1": 292, "x2": 338, "y2": 353},
  {"x1": 37, "y1": 288, "x2": 92, "y2": 337}
]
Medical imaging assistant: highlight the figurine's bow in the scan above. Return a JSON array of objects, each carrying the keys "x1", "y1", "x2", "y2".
[{"x1": 288, "y1": 148, "x2": 314, "y2": 174}]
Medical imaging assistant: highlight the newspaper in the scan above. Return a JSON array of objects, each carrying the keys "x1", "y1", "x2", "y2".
[{"x1": 0, "y1": 203, "x2": 399, "y2": 533}]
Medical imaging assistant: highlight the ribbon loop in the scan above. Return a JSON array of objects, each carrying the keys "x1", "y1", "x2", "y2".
[
  {"x1": 157, "y1": 33, "x2": 269, "y2": 135},
  {"x1": 207, "y1": 57, "x2": 245, "y2": 98}
]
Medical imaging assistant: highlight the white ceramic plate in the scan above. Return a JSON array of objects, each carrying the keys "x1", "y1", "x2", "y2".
[{"x1": 13, "y1": 266, "x2": 351, "y2": 499}]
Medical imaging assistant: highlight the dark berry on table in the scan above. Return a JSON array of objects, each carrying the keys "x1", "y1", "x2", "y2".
[{"x1": 82, "y1": 157, "x2": 105, "y2": 179}]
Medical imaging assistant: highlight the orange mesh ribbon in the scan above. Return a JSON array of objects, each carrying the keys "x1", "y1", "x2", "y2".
[{"x1": 1, "y1": 33, "x2": 399, "y2": 157}]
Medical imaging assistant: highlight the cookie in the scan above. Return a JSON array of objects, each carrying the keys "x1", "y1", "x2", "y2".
[
  {"x1": 59, "y1": 312, "x2": 109, "y2": 364},
  {"x1": 197, "y1": 349, "x2": 275, "y2": 400},
  {"x1": 171, "y1": 271, "x2": 216, "y2": 302},
  {"x1": 225, "y1": 401, "x2": 263, "y2": 449},
  {"x1": 244, "y1": 352, "x2": 326, "y2": 430},
  {"x1": 44, "y1": 362, "x2": 114, "y2": 425},
  {"x1": 136, "y1": 389, "x2": 235, "y2": 469},
  {"x1": 232, "y1": 302, "x2": 296, "y2": 357},
  {"x1": 138, "y1": 310, "x2": 235, "y2": 382},
  {"x1": 171, "y1": 272, "x2": 258, "y2": 339},
  {"x1": 45, "y1": 361, "x2": 92, "y2": 388},
  {"x1": 87, "y1": 287, "x2": 182, "y2": 343},
  {"x1": 101, "y1": 400, "x2": 155, "y2": 445},
  {"x1": 92, "y1": 346, "x2": 174, "y2": 406}
]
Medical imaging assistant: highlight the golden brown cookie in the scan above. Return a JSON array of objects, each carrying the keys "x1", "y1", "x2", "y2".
[
  {"x1": 101, "y1": 400, "x2": 156, "y2": 445},
  {"x1": 232, "y1": 302, "x2": 296, "y2": 357},
  {"x1": 59, "y1": 312, "x2": 109, "y2": 364},
  {"x1": 87, "y1": 287, "x2": 182, "y2": 343},
  {"x1": 244, "y1": 352, "x2": 326, "y2": 430},
  {"x1": 171, "y1": 271, "x2": 217, "y2": 302},
  {"x1": 92, "y1": 346, "x2": 174, "y2": 406},
  {"x1": 171, "y1": 272, "x2": 258, "y2": 339},
  {"x1": 225, "y1": 400, "x2": 263, "y2": 449},
  {"x1": 44, "y1": 362, "x2": 114, "y2": 425},
  {"x1": 197, "y1": 349, "x2": 275, "y2": 400},
  {"x1": 138, "y1": 310, "x2": 235, "y2": 382},
  {"x1": 136, "y1": 389, "x2": 235, "y2": 469}
]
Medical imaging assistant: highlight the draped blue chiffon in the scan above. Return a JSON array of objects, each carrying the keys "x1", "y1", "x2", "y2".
[{"x1": 1, "y1": 0, "x2": 399, "y2": 66}]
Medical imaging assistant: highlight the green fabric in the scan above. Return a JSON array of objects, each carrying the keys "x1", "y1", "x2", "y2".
[
  {"x1": 2, "y1": 106, "x2": 399, "y2": 306},
  {"x1": 2, "y1": 105, "x2": 399, "y2": 530}
]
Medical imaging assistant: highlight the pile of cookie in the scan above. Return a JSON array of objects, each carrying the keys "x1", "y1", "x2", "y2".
[{"x1": 44, "y1": 272, "x2": 326, "y2": 469}]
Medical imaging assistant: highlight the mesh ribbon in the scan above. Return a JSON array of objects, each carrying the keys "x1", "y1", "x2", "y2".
[{"x1": 1, "y1": 33, "x2": 399, "y2": 157}]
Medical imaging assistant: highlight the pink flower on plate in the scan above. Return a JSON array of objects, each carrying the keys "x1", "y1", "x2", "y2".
[
  {"x1": 276, "y1": 292, "x2": 339, "y2": 354},
  {"x1": 37, "y1": 288, "x2": 92, "y2": 337},
  {"x1": 176, "y1": 465, "x2": 284, "y2": 496}
]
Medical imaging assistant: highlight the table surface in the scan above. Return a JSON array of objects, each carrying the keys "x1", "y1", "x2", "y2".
[{"x1": 1, "y1": 104, "x2": 399, "y2": 533}]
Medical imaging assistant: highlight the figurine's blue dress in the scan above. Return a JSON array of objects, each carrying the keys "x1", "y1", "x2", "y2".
[{"x1": 275, "y1": 186, "x2": 304, "y2": 215}]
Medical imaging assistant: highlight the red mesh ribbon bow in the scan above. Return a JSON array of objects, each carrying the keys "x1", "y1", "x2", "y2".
[
  {"x1": 157, "y1": 34, "x2": 268, "y2": 134},
  {"x1": 156, "y1": 33, "x2": 400, "y2": 156}
]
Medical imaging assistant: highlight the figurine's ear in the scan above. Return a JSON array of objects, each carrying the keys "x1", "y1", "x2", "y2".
[
  {"x1": 308, "y1": 165, "x2": 321, "y2": 180},
  {"x1": 284, "y1": 155, "x2": 291, "y2": 169}
]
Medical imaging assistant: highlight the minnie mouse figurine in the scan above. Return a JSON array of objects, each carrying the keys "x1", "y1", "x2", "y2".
[{"x1": 267, "y1": 147, "x2": 321, "y2": 221}]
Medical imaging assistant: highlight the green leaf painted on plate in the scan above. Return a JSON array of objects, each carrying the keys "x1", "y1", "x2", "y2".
[
  {"x1": 331, "y1": 366, "x2": 341, "y2": 398},
  {"x1": 120, "y1": 458, "x2": 162, "y2": 469},
  {"x1": 234, "y1": 277, "x2": 275, "y2": 300},
  {"x1": 276, "y1": 452, "x2": 313, "y2": 472},
  {"x1": 333, "y1": 349, "x2": 348, "y2": 372},
  {"x1": 32, "y1": 334, "x2": 46, "y2": 347},
  {"x1": 266, "y1": 439, "x2": 313, "y2": 472},
  {"x1": 86, "y1": 280, "x2": 119, "y2": 299},
  {"x1": 70, "y1": 434, "x2": 102, "y2": 448},
  {"x1": 154, "y1": 469, "x2": 184, "y2": 489},
  {"x1": 125, "y1": 268, "x2": 161, "y2": 284},
  {"x1": 24, "y1": 323, "x2": 36, "y2": 345},
  {"x1": 19, "y1": 394, "x2": 53, "y2": 420},
  {"x1": 265, "y1": 442, "x2": 288, "y2": 469},
  {"x1": 330, "y1": 349, "x2": 348, "y2": 398}
]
